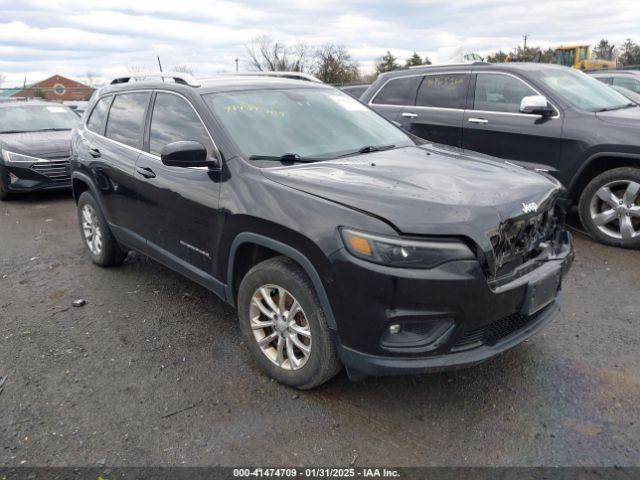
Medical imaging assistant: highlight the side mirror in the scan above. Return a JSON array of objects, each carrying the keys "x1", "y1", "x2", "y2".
[
  {"x1": 520, "y1": 95, "x2": 554, "y2": 116},
  {"x1": 160, "y1": 141, "x2": 219, "y2": 168}
]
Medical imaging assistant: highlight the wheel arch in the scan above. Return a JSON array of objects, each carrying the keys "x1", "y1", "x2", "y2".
[
  {"x1": 568, "y1": 152, "x2": 640, "y2": 203},
  {"x1": 71, "y1": 171, "x2": 111, "y2": 219},
  {"x1": 225, "y1": 232, "x2": 338, "y2": 329}
]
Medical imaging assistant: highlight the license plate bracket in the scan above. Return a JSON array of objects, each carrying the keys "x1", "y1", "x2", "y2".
[{"x1": 521, "y1": 267, "x2": 561, "y2": 316}]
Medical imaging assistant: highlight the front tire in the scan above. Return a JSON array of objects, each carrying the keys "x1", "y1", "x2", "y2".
[
  {"x1": 579, "y1": 167, "x2": 640, "y2": 248},
  {"x1": 237, "y1": 256, "x2": 342, "y2": 389},
  {"x1": 77, "y1": 191, "x2": 128, "y2": 266},
  {"x1": 0, "y1": 167, "x2": 11, "y2": 201}
]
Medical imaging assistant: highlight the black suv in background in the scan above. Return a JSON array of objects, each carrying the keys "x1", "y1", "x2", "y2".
[
  {"x1": 0, "y1": 100, "x2": 79, "y2": 200},
  {"x1": 363, "y1": 63, "x2": 640, "y2": 248},
  {"x1": 71, "y1": 74, "x2": 573, "y2": 388}
]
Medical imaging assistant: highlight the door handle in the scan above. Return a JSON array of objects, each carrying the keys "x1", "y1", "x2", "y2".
[
  {"x1": 89, "y1": 147, "x2": 101, "y2": 158},
  {"x1": 401, "y1": 112, "x2": 418, "y2": 118},
  {"x1": 468, "y1": 117, "x2": 489, "y2": 124},
  {"x1": 136, "y1": 166, "x2": 156, "y2": 179}
]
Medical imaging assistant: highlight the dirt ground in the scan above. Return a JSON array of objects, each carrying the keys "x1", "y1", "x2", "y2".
[{"x1": 1, "y1": 191, "x2": 639, "y2": 467}]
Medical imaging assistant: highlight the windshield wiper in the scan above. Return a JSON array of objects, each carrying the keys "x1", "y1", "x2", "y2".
[
  {"x1": 357, "y1": 144, "x2": 396, "y2": 154},
  {"x1": 596, "y1": 103, "x2": 636, "y2": 112},
  {"x1": 249, "y1": 145, "x2": 398, "y2": 163},
  {"x1": 31, "y1": 128, "x2": 72, "y2": 132},
  {"x1": 0, "y1": 130, "x2": 28, "y2": 134},
  {"x1": 248, "y1": 153, "x2": 318, "y2": 163},
  {"x1": 332, "y1": 144, "x2": 397, "y2": 159}
]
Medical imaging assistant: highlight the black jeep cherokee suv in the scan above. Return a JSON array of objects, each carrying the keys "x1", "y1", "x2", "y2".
[
  {"x1": 363, "y1": 63, "x2": 640, "y2": 248},
  {"x1": 71, "y1": 73, "x2": 573, "y2": 389}
]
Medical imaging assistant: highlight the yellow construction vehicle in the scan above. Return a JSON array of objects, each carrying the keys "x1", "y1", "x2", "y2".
[{"x1": 552, "y1": 44, "x2": 616, "y2": 71}]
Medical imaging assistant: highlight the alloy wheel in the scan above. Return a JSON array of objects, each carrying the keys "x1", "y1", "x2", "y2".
[
  {"x1": 249, "y1": 284, "x2": 312, "y2": 370},
  {"x1": 590, "y1": 180, "x2": 640, "y2": 241},
  {"x1": 81, "y1": 204, "x2": 103, "y2": 255}
]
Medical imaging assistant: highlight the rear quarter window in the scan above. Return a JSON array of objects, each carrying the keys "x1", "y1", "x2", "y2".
[{"x1": 86, "y1": 96, "x2": 112, "y2": 134}]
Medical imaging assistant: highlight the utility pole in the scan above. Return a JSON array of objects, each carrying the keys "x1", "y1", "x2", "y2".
[
  {"x1": 235, "y1": 57, "x2": 239, "y2": 72},
  {"x1": 523, "y1": 34, "x2": 529, "y2": 49}
]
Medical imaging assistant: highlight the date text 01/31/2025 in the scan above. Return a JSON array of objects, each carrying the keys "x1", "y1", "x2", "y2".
[{"x1": 232, "y1": 468, "x2": 401, "y2": 478}]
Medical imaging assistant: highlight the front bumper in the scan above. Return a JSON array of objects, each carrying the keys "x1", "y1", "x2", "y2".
[
  {"x1": 340, "y1": 300, "x2": 558, "y2": 378},
  {"x1": 1, "y1": 160, "x2": 71, "y2": 193},
  {"x1": 327, "y1": 231, "x2": 574, "y2": 378}
]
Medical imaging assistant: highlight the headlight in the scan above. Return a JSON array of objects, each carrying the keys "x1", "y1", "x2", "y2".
[
  {"x1": 1, "y1": 150, "x2": 48, "y2": 165},
  {"x1": 340, "y1": 228, "x2": 475, "y2": 268}
]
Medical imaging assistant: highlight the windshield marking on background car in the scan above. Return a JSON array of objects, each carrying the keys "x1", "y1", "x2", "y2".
[{"x1": 0, "y1": 105, "x2": 79, "y2": 133}]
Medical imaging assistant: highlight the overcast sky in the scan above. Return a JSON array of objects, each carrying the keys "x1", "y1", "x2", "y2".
[{"x1": 1, "y1": 0, "x2": 639, "y2": 86}]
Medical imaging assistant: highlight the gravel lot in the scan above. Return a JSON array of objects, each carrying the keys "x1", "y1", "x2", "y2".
[{"x1": 1, "y1": 191, "x2": 639, "y2": 467}]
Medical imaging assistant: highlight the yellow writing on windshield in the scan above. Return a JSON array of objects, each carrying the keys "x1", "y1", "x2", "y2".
[{"x1": 222, "y1": 104, "x2": 285, "y2": 117}]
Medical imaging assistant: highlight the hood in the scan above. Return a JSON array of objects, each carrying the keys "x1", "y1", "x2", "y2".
[
  {"x1": 595, "y1": 105, "x2": 640, "y2": 126},
  {"x1": 262, "y1": 145, "x2": 562, "y2": 246},
  {"x1": 0, "y1": 130, "x2": 72, "y2": 158}
]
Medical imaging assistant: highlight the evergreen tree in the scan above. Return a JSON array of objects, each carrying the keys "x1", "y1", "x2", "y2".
[
  {"x1": 405, "y1": 52, "x2": 423, "y2": 67},
  {"x1": 375, "y1": 51, "x2": 400, "y2": 74}
]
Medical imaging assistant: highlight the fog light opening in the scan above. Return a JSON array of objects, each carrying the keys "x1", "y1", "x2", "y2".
[
  {"x1": 380, "y1": 319, "x2": 455, "y2": 352},
  {"x1": 389, "y1": 324, "x2": 401, "y2": 334},
  {"x1": 9, "y1": 173, "x2": 19, "y2": 184}
]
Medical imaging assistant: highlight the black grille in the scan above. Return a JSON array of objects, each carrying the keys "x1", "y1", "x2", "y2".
[
  {"x1": 31, "y1": 159, "x2": 71, "y2": 183},
  {"x1": 489, "y1": 205, "x2": 560, "y2": 277},
  {"x1": 453, "y1": 311, "x2": 536, "y2": 350}
]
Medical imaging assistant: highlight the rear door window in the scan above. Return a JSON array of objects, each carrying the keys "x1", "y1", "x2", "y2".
[
  {"x1": 371, "y1": 76, "x2": 421, "y2": 106},
  {"x1": 149, "y1": 93, "x2": 212, "y2": 156},
  {"x1": 86, "y1": 96, "x2": 112, "y2": 134},
  {"x1": 416, "y1": 74, "x2": 468, "y2": 109},
  {"x1": 474, "y1": 73, "x2": 537, "y2": 113},
  {"x1": 105, "y1": 92, "x2": 150, "y2": 148}
]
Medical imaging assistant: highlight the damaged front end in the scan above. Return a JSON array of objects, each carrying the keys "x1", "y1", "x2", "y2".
[{"x1": 482, "y1": 198, "x2": 573, "y2": 288}]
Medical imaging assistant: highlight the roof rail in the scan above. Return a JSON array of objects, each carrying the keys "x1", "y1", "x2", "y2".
[
  {"x1": 110, "y1": 73, "x2": 200, "y2": 87},
  {"x1": 407, "y1": 61, "x2": 489, "y2": 70},
  {"x1": 205, "y1": 72, "x2": 322, "y2": 83}
]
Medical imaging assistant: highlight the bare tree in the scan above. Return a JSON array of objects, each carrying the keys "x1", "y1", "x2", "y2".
[
  {"x1": 486, "y1": 50, "x2": 508, "y2": 63},
  {"x1": 126, "y1": 64, "x2": 146, "y2": 81},
  {"x1": 245, "y1": 35, "x2": 309, "y2": 72},
  {"x1": 619, "y1": 38, "x2": 640, "y2": 66},
  {"x1": 312, "y1": 44, "x2": 360, "y2": 84},
  {"x1": 172, "y1": 64, "x2": 194, "y2": 75},
  {"x1": 83, "y1": 71, "x2": 102, "y2": 87},
  {"x1": 594, "y1": 39, "x2": 616, "y2": 61}
]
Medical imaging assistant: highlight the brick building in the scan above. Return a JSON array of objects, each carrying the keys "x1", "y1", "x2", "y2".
[{"x1": 10, "y1": 74, "x2": 95, "y2": 101}]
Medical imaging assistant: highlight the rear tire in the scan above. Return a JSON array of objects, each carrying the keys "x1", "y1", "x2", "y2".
[
  {"x1": 237, "y1": 256, "x2": 342, "y2": 389},
  {"x1": 77, "y1": 191, "x2": 128, "y2": 266},
  {"x1": 578, "y1": 167, "x2": 640, "y2": 248}
]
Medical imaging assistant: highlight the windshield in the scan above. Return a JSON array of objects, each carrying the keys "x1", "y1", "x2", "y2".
[
  {"x1": 537, "y1": 68, "x2": 632, "y2": 112},
  {"x1": 203, "y1": 88, "x2": 414, "y2": 160},
  {"x1": 0, "y1": 104, "x2": 79, "y2": 133}
]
